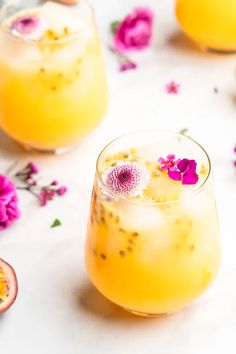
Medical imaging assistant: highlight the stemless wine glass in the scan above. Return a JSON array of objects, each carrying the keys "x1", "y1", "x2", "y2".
[
  {"x1": 85, "y1": 130, "x2": 221, "y2": 317},
  {"x1": 175, "y1": 0, "x2": 236, "y2": 53},
  {"x1": 0, "y1": 0, "x2": 108, "y2": 153}
]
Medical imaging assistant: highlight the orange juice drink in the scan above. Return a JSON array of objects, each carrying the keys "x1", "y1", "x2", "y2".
[
  {"x1": 0, "y1": 0, "x2": 108, "y2": 153},
  {"x1": 86, "y1": 131, "x2": 220, "y2": 316},
  {"x1": 176, "y1": 0, "x2": 236, "y2": 52}
]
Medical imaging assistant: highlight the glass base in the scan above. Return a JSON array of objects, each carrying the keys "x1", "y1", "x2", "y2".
[
  {"x1": 202, "y1": 46, "x2": 236, "y2": 55},
  {"x1": 123, "y1": 308, "x2": 172, "y2": 318},
  {"x1": 22, "y1": 143, "x2": 75, "y2": 155}
]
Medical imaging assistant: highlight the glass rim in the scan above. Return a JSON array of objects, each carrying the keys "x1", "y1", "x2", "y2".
[
  {"x1": 0, "y1": 0, "x2": 93, "y2": 45},
  {"x1": 96, "y1": 129, "x2": 212, "y2": 206}
]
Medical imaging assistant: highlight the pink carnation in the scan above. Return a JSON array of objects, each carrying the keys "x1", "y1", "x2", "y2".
[
  {"x1": 0, "y1": 175, "x2": 20, "y2": 231},
  {"x1": 114, "y1": 7, "x2": 153, "y2": 53}
]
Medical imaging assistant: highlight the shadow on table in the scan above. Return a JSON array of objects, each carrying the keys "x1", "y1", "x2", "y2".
[
  {"x1": 167, "y1": 31, "x2": 202, "y2": 55},
  {"x1": 78, "y1": 281, "x2": 171, "y2": 325},
  {"x1": 168, "y1": 30, "x2": 236, "y2": 58},
  {"x1": 167, "y1": 31, "x2": 209, "y2": 57},
  {"x1": 0, "y1": 313, "x2": 9, "y2": 327},
  {"x1": 0, "y1": 129, "x2": 27, "y2": 158}
]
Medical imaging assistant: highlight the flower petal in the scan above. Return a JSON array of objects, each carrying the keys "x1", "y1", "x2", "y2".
[
  {"x1": 168, "y1": 170, "x2": 181, "y2": 181},
  {"x1": 188, "y1": 159, "x2": 197, "y2": 173},
  {"x1": 167, "y1": 154, "x2": 175, "y2": 161},
  {"x1": 177, "y1": 158, "x2": 190, "y2": 173},
  {"x1": 182, "y1": 172, "x2": 199, "y2": 185}
]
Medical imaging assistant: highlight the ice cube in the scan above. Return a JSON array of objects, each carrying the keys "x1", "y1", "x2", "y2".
[
  {"x1": 180, "y1": 189, "x2": 213, "y2": 217},
  {"x1": 118, "y1": 202, "x2": 165, "y2": 231},
  {"x1": 40, "y1": 1, "x2": 93, "y2": 38}
]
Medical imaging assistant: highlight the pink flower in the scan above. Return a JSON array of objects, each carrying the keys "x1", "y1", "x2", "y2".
[
  {"x1": 158, "y1": 154, "x2": 181, "y2": 172},
  {"x1": 114, "y1": 7, "x2": 153, "y2": 53},
  {"x1": 120, "y1": 61, "x2": 137, "y2": 72},
  {"x1": 105, "y1": 163, "x2": 149, "y2": 198},
  {"x1": 39, "y1": 190, "x2": 55, "y2": 207},
  {"x1": 158, "y1": 155, "x2": 199, "y2": 185},
  {"x1": 39, "y1": 185, "x2": 67, "y2": 206},
  {"x1": 27, "y1": 162, "x2": 39, "y2": 175},
  {"x1": 57, "y1": 186, "x2": 67, "y2": 196},
  {"x1": 166, "y1": 81, "x2": 180, "y2": 94},
  {"x1": 10, "y1": 15, "x2": 47, "y2": 41},
  {"x1": 0, "y1": 175, "x2": 20, "y2": 231}
]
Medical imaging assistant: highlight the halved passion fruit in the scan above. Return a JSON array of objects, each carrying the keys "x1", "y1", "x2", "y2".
[{"x1": 0, "y1": 259, "x2": 18, "y2": 314}]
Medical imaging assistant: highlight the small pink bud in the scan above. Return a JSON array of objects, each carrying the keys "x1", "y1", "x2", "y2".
[
  {"x1": 27, "y1": 162, "x2": 39, "y2": 174},
  {"x1": 57, "y1": 186, "x2": 67, "y2": 196},
  {"x1": 51, "y1": 180, "x2": 59, "y2": 186},
  {"x1": 120, "y1": 61, "x2": 137, "y2": 72},
  {"x1": 39, "y1": 191, "x2": 47, "y2": 207}
]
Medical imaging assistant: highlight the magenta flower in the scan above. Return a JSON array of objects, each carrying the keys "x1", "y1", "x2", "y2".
[
  {"x1": 166, "y1": 81, "x2": 180, "y2": 94},
  {"x1": 158, "y1": 155, "x2": 199, "y2": 185},
  {"x1": 105, "y1": 163, "x2": 149, "y2": 198},
  {"x1": 0, "y1": 175, "x2": 20, "y2": 231},
  {"x1": 114, "y1": 7, "x2": 153, "y2": 53},
  {"x1": 10, "y1": 15, "x2": 46, "y2": 40}
]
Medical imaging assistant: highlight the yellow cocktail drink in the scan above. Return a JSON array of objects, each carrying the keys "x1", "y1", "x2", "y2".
[
  {"x1": 0, "y1": 0, "x2": 108, "y2": 152},
  {"x1": 86, "y1": 131, "x2": 220, "y2": 316},
  {"x1": 176, "y1": 0, "x2": 236, "y2": 52}
]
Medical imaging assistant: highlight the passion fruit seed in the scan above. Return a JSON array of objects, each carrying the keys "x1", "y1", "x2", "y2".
[
  {"x1": 132, "y1": 232, "x2": 139, "y2": 237},
  {"x1": 190, "y1": 244, "x2": 195, "y2": 252},
  {"x1": 118, "y1": 228, "x2": 125, "y2": 233}
]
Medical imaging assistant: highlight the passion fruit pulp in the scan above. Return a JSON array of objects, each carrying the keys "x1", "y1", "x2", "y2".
[{"x1": 0, "y1": 259, "x2": 18, "y2": 314}]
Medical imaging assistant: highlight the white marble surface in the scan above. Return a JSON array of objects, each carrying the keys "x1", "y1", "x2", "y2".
[{"x1": 0, "y1": 0, "x2": 236, "y2": 353}]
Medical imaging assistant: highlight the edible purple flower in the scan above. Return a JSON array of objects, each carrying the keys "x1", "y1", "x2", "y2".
[
  {"x1": 105, "y1": 163, "x2": 149, "y2": 198},
  {"x1": 158, "y1": 155, "x2": 199, "y2": 185},
  {"x1": 10, "y1": 15, "x2": 47, "y2": 40},
  {"x1": 177, "y1": 159, "x2": 198, "y2": 185}
]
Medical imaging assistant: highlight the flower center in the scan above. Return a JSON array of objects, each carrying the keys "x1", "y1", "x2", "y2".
[{"x1": 119, "y1": 172, "x2": 130, "y2": 182}]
